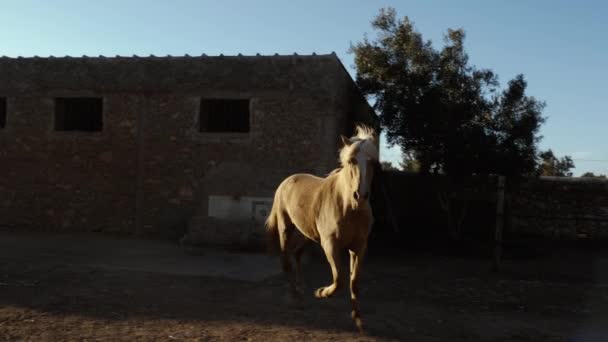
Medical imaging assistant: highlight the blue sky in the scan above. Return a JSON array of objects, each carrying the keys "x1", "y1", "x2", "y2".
[{"x1": 2, "y1": 0, "x2": 606, "y2": 175}]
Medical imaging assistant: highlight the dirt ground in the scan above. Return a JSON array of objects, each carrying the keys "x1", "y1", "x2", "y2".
[{"x1": 1, "y1": 231, "x2": 608, "y2": 341}]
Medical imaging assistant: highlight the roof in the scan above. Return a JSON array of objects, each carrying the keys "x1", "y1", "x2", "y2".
[
  {"x1": 0, "y1": 53, "x2": 333, "y2": 91},
  {"x1": 0, "y1": 52, "x2": 376, "y2": 124}
]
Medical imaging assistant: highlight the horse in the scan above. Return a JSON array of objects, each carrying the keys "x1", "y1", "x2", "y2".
[{"x1": 265, "y1": 124, "x2": 379, "y2": 332}]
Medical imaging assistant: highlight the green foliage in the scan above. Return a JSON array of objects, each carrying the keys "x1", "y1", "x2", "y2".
[
  {"x1": 380, "y1": 161, "x2": 399, "y2": 171},
  {"x1": 538, "y1": 150, "x2": 575, "y2": 177},
  {"x1": 351, "y1": 8, "x2": 546, "y2": 178},
  {"x1": 399, "y1": 153, "x2": 421, "y2": 173},
  {"x1": 581, "y1": 172, "x2": 607, "y2": 178}
]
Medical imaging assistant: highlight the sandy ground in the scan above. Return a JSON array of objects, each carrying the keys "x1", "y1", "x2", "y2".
[{"x1": 1, "y1": 231, "x2": 608, "y2": 341}]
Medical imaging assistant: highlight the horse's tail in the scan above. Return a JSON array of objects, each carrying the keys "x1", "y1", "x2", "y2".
[{"x1": 265, "y1": 202, "x2": 280, "y2": 255}]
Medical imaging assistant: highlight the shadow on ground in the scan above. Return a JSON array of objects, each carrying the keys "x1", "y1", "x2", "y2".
[{"x1": 1, "y1": 230, "x2": 608, "y2": 341}]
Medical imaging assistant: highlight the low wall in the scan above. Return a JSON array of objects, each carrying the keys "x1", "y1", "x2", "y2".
[
  {"x1": 510, "y1": 177, "x2": 608, "y2": 239},
  {"x1": 373, "y1": 172, "x2": 608, "y2": 241}
]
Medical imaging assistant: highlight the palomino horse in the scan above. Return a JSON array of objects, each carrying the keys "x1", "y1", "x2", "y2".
[{"x1": 265, "y1": 124, "x2": 378, "y2": 332}]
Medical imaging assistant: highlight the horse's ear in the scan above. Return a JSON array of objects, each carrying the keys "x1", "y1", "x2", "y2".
[{"x1": 340, "y1": 135, "x2": 352, "y2": 146}]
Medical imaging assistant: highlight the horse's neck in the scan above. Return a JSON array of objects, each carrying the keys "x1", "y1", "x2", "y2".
[{"x1": 329, "y1": 168, "x2": 359, "y2": 213}]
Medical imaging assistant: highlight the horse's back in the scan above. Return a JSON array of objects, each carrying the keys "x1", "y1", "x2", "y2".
[
  {"x1": 275, "y1": 173, "x2": 325, "y2": 212},
  {"x1": 273, "y1": 173, "x2": 325, "y2": 241},
  {"x1": 278, "y1": 173, "x2": 323, "y2": 195}
]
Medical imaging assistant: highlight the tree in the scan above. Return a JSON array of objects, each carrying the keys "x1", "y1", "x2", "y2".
[
  {"x1": 351, "y1": 8, "x2": 547, "y2": 240},
  {"x1": 538, "y1": 150, "x2": 575, "y2": 177},
  {"x1": 350, "y1": 7, "x2": 546, "y2": 178},
  {"x1": 400, "y1": 152, "x2": 421, "y2": 173},
  {"x1": 581, "y1": 172, "x2": 607, "y2": 179},
  {"x1": 487, "y1": 76, "x2": 547, "y2": 178},
  {"x1": 380, "y1": 161, "x2": 399, "y2": 171}
]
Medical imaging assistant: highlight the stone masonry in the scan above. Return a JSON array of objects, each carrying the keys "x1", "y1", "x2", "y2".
[
  {"x1": 0, "y1": 54, "x2": 376, "y2": 242},
  {"x1": 376, "y1": 172, "x2": 608, "y2": 241},
  {"x1": 510, "y1": 176, "x2": 608, "y2": 239}
]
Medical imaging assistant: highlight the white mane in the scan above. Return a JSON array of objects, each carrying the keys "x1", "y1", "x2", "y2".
[
  {"x1": 353, "y1": 125, "x2": 376, "y2": 142},
  {"x1": 339, "y1": 124, "x2": 379, "y2": 166}
]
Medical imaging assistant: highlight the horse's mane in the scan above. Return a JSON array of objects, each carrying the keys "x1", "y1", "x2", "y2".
[
  {"x1": 338, "y1": 124, "x2": 379, "y2": 168},
  {"x1": 352, "y1": 125, "x2": 376, "y2": 142},
  {"x1": 327, "y1": 167, "x2": 343, "y2": 177}
]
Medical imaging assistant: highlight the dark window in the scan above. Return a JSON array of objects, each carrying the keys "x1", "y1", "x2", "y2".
[
  {"x1": 0, "y1": 97, "x2": 6, "y2": 129},
  {"x1": 55, "y1": 97, "x2": 103, "y2": 132},
  {"x1": 200, "y1": 98, "x2": 250, "y2": 133}
]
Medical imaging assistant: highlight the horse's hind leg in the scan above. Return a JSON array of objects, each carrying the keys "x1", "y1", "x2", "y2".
[
  {"x1": 293, "y1": 234, "x2": 309, "y2": 293},
  {"x1": 278, "y1": 219, "x2": 300, "y2": 297},
  {"x1": 315, "y1": 238, "x2": 342, "y2": 298},
  {"x1": 349, "y1": 244, "x2": 367, "y2": 333}
]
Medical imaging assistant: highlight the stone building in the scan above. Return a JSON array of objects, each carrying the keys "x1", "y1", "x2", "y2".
[{"x1": 0, "y1": 54, "x2": 376, "y2": 243}]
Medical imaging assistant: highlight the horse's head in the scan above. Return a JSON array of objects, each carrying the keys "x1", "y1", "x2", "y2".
[{"x1": 339, "y1": 124, "x2": 379, "y2": 204}]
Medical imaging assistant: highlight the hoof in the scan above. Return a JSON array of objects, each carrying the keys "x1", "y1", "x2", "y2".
[
  {"x1": 352, "y1": 311, "x2": 365, "y2": 333},
  {"x1": 355, "y1": 317, "x2": 366, "y2": 334},
  {"x1": 314, "y1": 287, "x2": 325, "y2": 298}
]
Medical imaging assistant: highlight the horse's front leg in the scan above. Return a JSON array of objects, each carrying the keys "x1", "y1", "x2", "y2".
[
  {"x1": 349, "y1": 244, "x2": 367, "y2": 333},
  {"x1": 315, "y1": 238, "x2": 342, "y2": 298}
]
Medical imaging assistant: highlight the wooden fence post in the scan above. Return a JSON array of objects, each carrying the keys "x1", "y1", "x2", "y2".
[{"x1": 493, "y1": 175, "x2": 506, "y2": 272}]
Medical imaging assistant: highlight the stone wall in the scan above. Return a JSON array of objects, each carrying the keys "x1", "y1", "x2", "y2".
[
  {"x1": 0, "y1": 55, "x2": 376, "y2": 239},
  {"x1": 373, "y1": 172, "x2": 608, "y2": 241},
  {"x1": 510, "y1": 177, "x2": 608, "y2": 239},
  {"x1": 140, "y1": 91, "x2": 343, "y2": 239},
  {"x1": 0, "y1": 95, "x2": 138, "y2": 233}
]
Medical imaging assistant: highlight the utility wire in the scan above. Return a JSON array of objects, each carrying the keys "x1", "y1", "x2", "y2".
[{"x1": 572, "y1": 159, "x2": 608, "y2": 163}]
